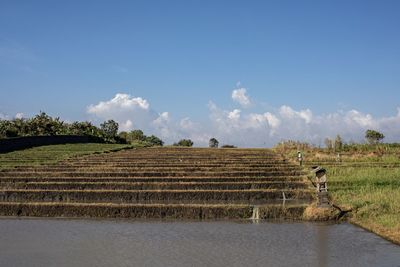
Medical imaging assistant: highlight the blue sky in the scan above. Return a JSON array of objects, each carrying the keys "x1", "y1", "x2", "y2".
[{"x1": 1, "y1": 1, "x2": 400, "y2": 146}]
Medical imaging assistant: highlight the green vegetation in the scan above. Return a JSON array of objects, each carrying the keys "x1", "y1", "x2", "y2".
[
  {"x1": 100, "y1": 119, "x2": 119, "y2": 141},
  {"x1": 0, "y1": 112, "x2": 164, "y2": 146},
  {"x1": 329, "y1": 167, "x2": 400, "y2": 243},
  {"x1": 221, "y1": 144, "x2": 237, "y2": 148},
  {"x1": 275, "y1": 140, "x2": 400, "y2": 244},
  {"x1": 365, "y1": 129, "x2": 385, "y2": 144},
  {"x1": 119, "y1": 130, "x2": 164, "y2": 147},
  {"x1": 209, "y1": 138, "x2": 219, "y2": 148},
  {"x1": 173, "y1": 139, "x2": 194, "y2": 147},
  {"x1": 0, "y1": 143, "x2": 131, "y2": 169}
]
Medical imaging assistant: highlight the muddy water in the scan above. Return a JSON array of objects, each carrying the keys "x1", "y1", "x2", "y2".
[{"x1": 0, "y1": 219, "x2": 399, "y2": 267}]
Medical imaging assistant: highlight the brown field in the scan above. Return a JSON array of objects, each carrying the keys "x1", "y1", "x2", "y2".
[{"x1": 0, "y1": 146, "x2": 312, "y2": 220}]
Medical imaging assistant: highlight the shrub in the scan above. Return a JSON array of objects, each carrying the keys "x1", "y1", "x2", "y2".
[
  {"x1": 174, "y1": 139, "x2": 193, "y2": 147},
  {"x1": 145, "y1": 135, "x2": 164, "y2": 146},
  {"x1": 221, "y1": 144, "x2": 237, "y2": 148}
]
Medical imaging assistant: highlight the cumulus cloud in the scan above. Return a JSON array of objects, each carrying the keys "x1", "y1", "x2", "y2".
[
  {"x1": 120, "y1": 119, "x2": 133, "y2": 132},
  {"x1": 87, "y1": 92, "x2": 400, "y2": 147},
  {"x1": 87, "y1": 93, "x2": 149, "y2": 115},
  {"x1": 232, "y1": 87, "x2": 251, "y2": 107},
  {"x1": 279, "y1": 105, "x2": 312, "y2": 124},
  {"x1": 205, "y1": 102, "x2": 400, "y2": 147},
  {"x1": 87, "y1": 93, "x2": 154, "y2": 133},
  {"x1": 228, "y1": 109, "x2": 241, "y2": 120}
]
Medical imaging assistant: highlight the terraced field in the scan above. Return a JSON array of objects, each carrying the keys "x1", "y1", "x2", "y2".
[{"x1": 0, "y1": 147, "x2": 313, "y2": 219}]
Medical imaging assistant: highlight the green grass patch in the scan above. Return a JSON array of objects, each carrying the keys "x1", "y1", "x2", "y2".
[
  {"x1": 280, "y1": 145, "x2": 400, "y2": 244},
  {"x1": 0, "y1": 143, "x2": 132, "y2": 169},
  {"x1": 327, "y1": 167, "x2": 400, "y2": 243}
]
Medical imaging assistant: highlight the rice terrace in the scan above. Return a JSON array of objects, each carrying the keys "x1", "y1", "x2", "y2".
[
  {"x1": 0, "y1": 137, "x2": 400, "y2": 265},
  {"x1": 2, "y1": 1, "x2": 400, "y2": 266},
  {"x1": 0, "y1": 145, "x2": 312, "y2": 219}
]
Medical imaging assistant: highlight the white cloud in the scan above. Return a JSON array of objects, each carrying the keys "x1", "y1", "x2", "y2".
[
  {"x1": 152, "y1": 112, "x2": 173, "y2": 138},
  {"x1": 344, "y1": 110, "x2": 375, "y2": 128},
  {"x1": 180, "y1": 117, "x2": 195, "y2": 130},
  {"x1": 86, "y1": 92, "x2": 400, "y2": 147},
  {"x1": 205, "y1": 101, "x2": 400, "y2": 147},
  {"x1": 87, "y1": 93, "x2": 149, "y2": 116},
  {"x1": 265, "y1": 112, "x2": 280, "y2": 130},
  {"x1": 87, "y1": 93, "x2": 154, "y2": 132},
  {"x1": 228, "y1": 109, "x2": 241, "y2": 120},
  {"x1": 279, "y1": 105, "x2": 313, "y2": 124},
  {"x1": 232, "y1": 88, "x2": 251, "y2": 107},
  {"x1": 120, "y1": 119, "x2": 133, "y2": 132},
  {"x1": 15, "y1": 113, "x2": 24, "y2": 119}
]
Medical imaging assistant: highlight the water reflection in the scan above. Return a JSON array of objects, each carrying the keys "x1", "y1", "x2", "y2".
[
  {"x1": 0, "y1": 219, "x2": 399, "y2": 267},
  {"x1": 316, "y1": 224, "x2": 328, "y2": 267}
]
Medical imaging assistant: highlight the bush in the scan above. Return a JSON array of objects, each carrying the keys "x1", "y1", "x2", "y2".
[
  {"x1": 145, "y1": 135, "x2": 164, "y2": 146},
  {"x1": 221, "y1": 144, "x2": 237, "y2": 148},
  {"x1": 174, "y1": 139, "x2": 193, "y2": 147},
  {"x1": 119, "y1": 130, "x2": 163, "y2": 147}
]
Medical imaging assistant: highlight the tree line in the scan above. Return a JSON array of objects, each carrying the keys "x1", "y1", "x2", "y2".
[
  {"x1": 276, "y1": 129, "x2": 391, "y2": 153},
  {"x1": 0, "y1": 112, "x2": 163, "y2": 146},
  {"x1": 0, "y1": 112, "x2": 225, "y2": 148}
]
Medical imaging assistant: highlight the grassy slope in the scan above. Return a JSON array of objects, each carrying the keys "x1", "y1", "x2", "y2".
[
  {"x1": 329, "y1": 166, "x2": 400, "y2": 244},
  {"x1": 276, "y1": 146, "x2": 400, "y2": 244},
  {"x1": 0, "y1": 143, "x2": 132, "y2": 169}
]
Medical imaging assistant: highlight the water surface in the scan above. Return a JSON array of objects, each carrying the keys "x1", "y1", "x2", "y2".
[{"x1": 0, "y1": 218, "x2": 399, "y2": 267}]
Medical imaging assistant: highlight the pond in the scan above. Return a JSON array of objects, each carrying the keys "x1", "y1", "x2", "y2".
[{"x1": 0, "y1": 218, "x2": 399, "y2": 267}]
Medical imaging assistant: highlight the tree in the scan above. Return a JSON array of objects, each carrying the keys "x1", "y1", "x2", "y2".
[
  {"x1": 27, "y1": 112, "x2": 65, "y2": 136},
  {"x1": 209, "y1": 138, "x2": 219, "y2": 148},
  {"x1": 0, "y1": 120, "x2": 18, "y2": 138},
  {"x1": 67, "y1": 121, "x2": 103, "y2": 137},
  {"x1": 100, "y1": 120, "x2": 119, "y2": 139},
  {"x1": 174, "y1": 139, "x2": 193, "y2": 147},
  {"x1": 118, "y1": 131, "x2": 128, "y2": 141},
  {"x1": 129, "y1": 130, "x2": 146, "y2": 142},
  {"x1": 365, "y1": 129, "x2": 385, "y2": 144},
  {"x1": 334, "y1": 134, "x2": 343, "y2": 151}
]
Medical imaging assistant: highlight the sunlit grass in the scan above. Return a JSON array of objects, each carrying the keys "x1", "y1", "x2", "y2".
[
  {"x1": 327, "y1": 166, "x2": 400, "y2": 243},
  {"x1": 0, "y1": 143, "x2": 132, "y2": 169},
  {"x1": 284, "y1": 145, "x2": 400, "y2": 244}
]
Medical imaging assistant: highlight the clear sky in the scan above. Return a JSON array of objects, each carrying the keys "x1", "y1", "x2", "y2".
[{"x1": 1, "y1": 1, "x2": 400, "y2": 146}]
